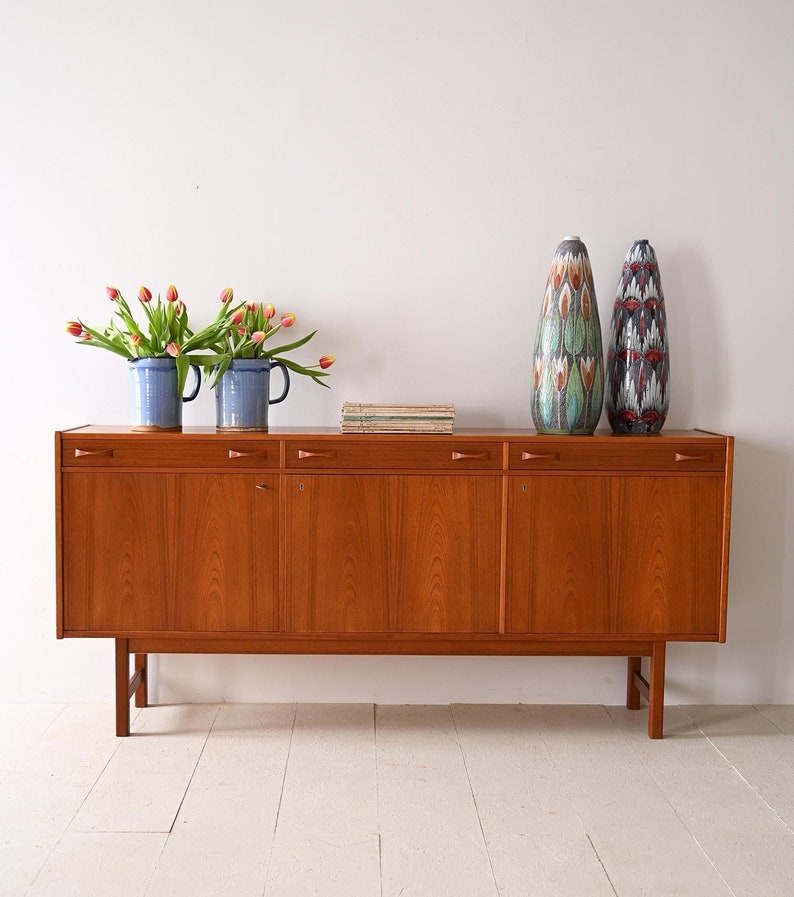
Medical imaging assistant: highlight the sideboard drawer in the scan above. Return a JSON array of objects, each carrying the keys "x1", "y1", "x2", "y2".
[
  {"x1": 508, "y1": 441, "x2": 727, "y2": 472},
  {"x1": 61, "y1": 438, "x2": 280, "y2": 469},
  {"x1": 285, "y1": 440, "x2": 503, "y2": 470}
]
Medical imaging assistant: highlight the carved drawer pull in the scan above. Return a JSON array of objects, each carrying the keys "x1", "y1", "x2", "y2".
[
  {"x1": 74, "y1": 448, "x2": 114, "y2": 458},
  {"x1": 228, "y1": 450, "x2": 267, "y2": 459},
  {"x1": 255, "y1": 483, "x2": 270, "y2": 491},
  {"x1": 451, "y1": 451, "x2": 489, "y2": 461},
  {"x1": 297, "y1": 450, "x2": 337, "y2": 459},
  {"x1": 521, "y1": 451, "x2": 560, "y2": 461},
  {"x1": 675, "y1": 452, "x2": 712, "y2": 463}
]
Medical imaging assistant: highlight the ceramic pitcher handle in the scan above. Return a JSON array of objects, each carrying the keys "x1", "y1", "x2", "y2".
[
  {"x1": 182, "y1": 364, "x2": 201, "y2": 403},
  {"x1": 270, "y1": 361, "x2": 290, "y2": 405}
]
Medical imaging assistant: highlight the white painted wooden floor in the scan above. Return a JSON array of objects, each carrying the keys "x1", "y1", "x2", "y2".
[{"x1": 3, "y1": 703, "x2": 794, "y2": 896}]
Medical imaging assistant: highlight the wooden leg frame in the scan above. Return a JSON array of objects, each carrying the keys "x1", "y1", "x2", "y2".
[
  {"x1": 115, "y1": 639, "x2": 148, "y2": 737},
  {"x1": 626, "y1": 642, "x2": 666, "y2": 739},
  {"x1": 114, "y1": 638, "x2": 667, "y2": 738}
]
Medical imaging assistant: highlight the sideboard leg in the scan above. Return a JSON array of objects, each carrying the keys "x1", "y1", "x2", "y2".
[
  {"x1": 648, "y1": 641, "x2": 666, "y2": 739},
  {"x1": 626, "y1": 656, "x2": 642, "y2": 710},
  {"x1": 134, "y1": 654, "x2": 148, "y2": 708},
  {"x1": 115, "y1": 638, "x2": 130, "y2": 737}
]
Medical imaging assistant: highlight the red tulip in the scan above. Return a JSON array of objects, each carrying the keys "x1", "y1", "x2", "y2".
[
  {"x1": 251, "y1": 331, "x2": 266, "y2": 344},
  {"x1": 263, "y1": 304, "x2": 275, "y2": 319},
  {"x1": 138, "y1": 286, "x2": 152, "y2": 303},
  {"x1": 175, "y1": 300, "x2": 185, "y2": 316},
  {"x1": 220, "y1": 287, "x2": 234, "y2": 304},
  {"x1": 165, "y1": 342, "x2": 180, "y2": 356},
  {"x1": 280, "y1": 313, "x2": 295, "y2": 328},
  {"x1": 106, "y1": 286, "x2": 119, "y2": 301},
  {"x1": 247, "y1": 302, "x2": 258, "y2": 312},
  {"x1": 231, "y1": 309, "x2": 244, "y2": 325},
  {"x1": 130, "y1": 333, "x2": 142, "y2": 347},
  {"x1": 65, "y1": 321, "x2": 82, "y2": 336},
  {"x1": 236, "y1": 326, "x2": 247, "y2": 336},
  {"x1": 319, "y1": 354, "x2": 335, "y2": 369},
  {"x1": 166, "y1": 284, "x2": 178, "y2": 303},
  {"x1": 79, "y1": 331, "x2": 92, "y2": 341}
]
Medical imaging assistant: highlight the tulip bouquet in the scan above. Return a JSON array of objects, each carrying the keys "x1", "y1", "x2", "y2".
[
  {"x1": 66, "y1": 285, "x2": 231, "y2": 393},
  {"x1": 197, "y1": 288, "x2": 334, "y2": 388}
]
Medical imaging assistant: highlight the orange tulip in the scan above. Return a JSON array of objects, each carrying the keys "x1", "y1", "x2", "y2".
[
  {"x1": 559, "y1": 284, "x2": 571, "y2": 319},
  {"x1": 165, "y1": 342, "x2": 180, "y2": 356},
  {"x1": 138, "y1": 286, "x2": 152, "y2": 303},
  {"x1": 65, "y1": 321, "x2": 82, "y2": 336},
  {"x1": 263, "y1": 304, "x2": 275, "y2": 319},
  {"x1": 319, "y1": 354, "x2": 335, "y2": 369},
  {"x1": 281, "y1": 313, "x2": 295, "y2": 328},
  {"x1": 165, "y1": 284, "x2": 178, "y2": 303},
  {"x1": 130, "y1": 333, "x2": 142, "y2": 347},
  {"x1": 220, "y1": 287, "x2": 234, "y2": 304},
  {"x1": 568, "y1": 256, "x2": 583, "y2": 291},
  {"x1": 580, "y1": 356, "x2": 596, "y2": 390},
  {"x1": 251, "y1": 331, "x2": 266, "y2": 344},
  {"x1": 582, "y1": 285, "x2": 591, "y2": 321},
  {"x1": 231, "y1": 309, "x2": 244, "y2": 325},
  {"x1": 552, "y1": 356, "x2": 569, "y2": 391}
]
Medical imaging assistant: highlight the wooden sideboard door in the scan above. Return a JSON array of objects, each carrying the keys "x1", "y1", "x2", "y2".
[
  {"x1": 285, "y1": 474, "x2": 501, "y2": 633},
  {"x1": 611, "y1": 474, "x2": 724, "y2": 636},
  {"x1": 505, "y1": 476, "x2": 613, "y2": 634},
  {"x1": 62, "y1": 471, "x2": 279, "y2": 632},
  {"x1": 506, "y1": 472, "x2": 726, "y2": 638}
]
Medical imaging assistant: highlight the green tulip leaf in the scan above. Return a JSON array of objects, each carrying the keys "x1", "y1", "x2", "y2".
[
  {"x1": 566, "y1": 362, "x2": 583, "y2": 429},
  {"x1": 541, "y1": 317, "x2": 560, "y2": 355},
  {"x1": 564, "y1": 314, "x2": 585, "y2": 355},
  {"x1": 591, "y1": 359, "x2": 603, "y2": 412},
  {"x1": 539, "y1": 364, "x2": 554, "y2": 427}
]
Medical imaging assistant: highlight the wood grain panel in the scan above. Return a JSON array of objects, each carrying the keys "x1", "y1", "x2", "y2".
[
  {"x1": 285, "y1": 440, "x2": 502, "y2": 470},
  {"x1": 169, "y1": 474, "x2": 279, "y2": 631},
  {"x1": 62, "y1": 437, "x2": 279, "y2": 468},
  {"x1": 612, "y1": 476, "x2": 724, "y2": 635},
  {"x1": 285, "y1": 475, "x2": 391, "y2": 632},
  {"x1": 62, "y1": 472, "x2": 171, "y2": 631},
  {"x1": 508, "y1": 441, "x2": 726, "y2": 471},
  {"x1": 506, "y1": 476, "x2": 612, "y2": 634},
  {"x1": 63, "y1": 472, "x2": 279, "y2": 633},
  {"x1": 389, "y1": 476, "x2": 501, "y2": 632}
]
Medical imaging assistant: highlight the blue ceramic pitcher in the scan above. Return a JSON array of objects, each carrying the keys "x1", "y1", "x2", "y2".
[
  {"x1": 128, "y1": 357, "x2": 201, "y2": 431},
  {"x1": 215, "y1": 357, "x2": 290, "y2": 431}
]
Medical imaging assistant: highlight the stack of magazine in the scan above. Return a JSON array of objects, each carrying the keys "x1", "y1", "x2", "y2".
[{"x1": 340, "y1": 403, "x2": 455, "y2": 434}]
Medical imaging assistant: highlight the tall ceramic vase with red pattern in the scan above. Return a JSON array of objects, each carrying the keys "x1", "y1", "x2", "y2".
[
  {"x1": 530, "y1": 236, "x2": 603, "y2": 435},
  {"x1": 605, "y1": 239, "x2": 670, "y2": 433}
]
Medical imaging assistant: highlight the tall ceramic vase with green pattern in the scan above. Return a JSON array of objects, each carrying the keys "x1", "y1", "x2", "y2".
[{"x1": 530, "y1": 236, "x2": 603, "y2": 435}]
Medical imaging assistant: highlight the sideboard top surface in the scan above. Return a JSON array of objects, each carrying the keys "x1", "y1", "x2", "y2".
[{"x1": 58, "y1": 425, "x2": 730, "y2": 442}]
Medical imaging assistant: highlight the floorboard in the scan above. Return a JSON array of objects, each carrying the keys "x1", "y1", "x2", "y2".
[
  {"x1": 262, "y1": 703, "x2": 380, "y2": 897},
  {"x1": 4, "y1": 702, "x2": 794, "y2": 897}
]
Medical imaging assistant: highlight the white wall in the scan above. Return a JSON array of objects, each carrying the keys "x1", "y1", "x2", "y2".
[{"x1": 2, "y1": 0, "x2": 792, "y2": 705}]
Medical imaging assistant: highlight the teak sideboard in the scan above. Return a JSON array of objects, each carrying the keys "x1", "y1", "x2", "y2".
[{"x1": 55, "y1": 426, "x2": 734, "y2": 738}]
